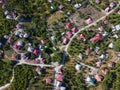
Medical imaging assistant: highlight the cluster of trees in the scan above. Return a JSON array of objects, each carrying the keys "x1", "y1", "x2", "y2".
[
  {"x1": 63, "y1": 63, "x2": 87, "y2": 90},
  {"x1": 107, "y1": 9, "x2": 120, "y2": 25},
  {"x1": 114, "y1": 39, "x2": 120, "y2": 52},
  {"x1": 0, "y1": 60, "x2": 13, "y2": 86},
  {"x1": 101, "y1": 63, "x2": 120, "y2": 90},
  {"x1": 8, "y1": 65, "x2": 37, "y2": 90}
]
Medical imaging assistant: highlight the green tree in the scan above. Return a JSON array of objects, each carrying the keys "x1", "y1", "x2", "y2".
[{"x1": 114, "y1": 39, "x2": 120, "y2": 52}]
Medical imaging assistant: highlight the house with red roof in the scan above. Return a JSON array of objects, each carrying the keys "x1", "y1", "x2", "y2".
[
  {"x1": 71, "y1": 27, "x2": 78, "y2": 33},
  {"x1": 13, "y1": 44, "x2": 19, "y2": 50},
  {"x1": 98, "y1": 26, "x2": 104, "y2": 32},
  {"x1": 63, "y1": 38, "x2": 69, "y2": 45},
  {"x1": 108, "y1": 61, "x2": 115, "y2": 68},
  {"x1": 66, "y1": 22, "x2": 71, "y2": 28},
  {"x1": 66, "y1": 31, "x2": 72, "y2": 38},
  {"x1": 0, "y1": 51, "x2": 4, "y2": 58},
  {"x1": 95, "y1": 75, "x2": 104, "y2": 82},
  {"x1": 118, "y1": 10, "x2": 120, "y2": 14},
  {"x1": 109, "y1": 2, "x2": 116, "y2": 9},
  {"x1": 41, "y1": 39, "x2": 47, "y2": 44},
  {"x1": 48, "y1": 0, "x2": 53, "y2": 3},
  {"x1": 80, "y1": 34, "x2": 86, "y2": 40},
  {"x1": 90, "y1": 33, "x2": 102, "y2": 43},
  {"x1": 35, "y1": 67, "x2": 41, "y2": 75},
  {"x1": 56, "y1": 74, "x2": 64, "y2": 82},
  {"x1": 2, "y1": 4, "x2": 6, "y2": 9},
  {"x1": 85, "y1": 48, "x2": 91, "y2": 55},
  {"x1": 96, "y1": 61, "x2": 101, "y2": 67},
  {"x1": 102, "y1": 68, "x2": 109, "y2": 75},
  {"x1": 33, "y1": 49, "x2": 39, "y2": 55},
  {"x1": 102, "y1": 18, "x2": 108, "y2": 24},
  {"x1": 85, "y1": 18, "x2": 93, "y2": 24},
  {"x1": 0, "y1": 0, "x2": 3, "y2": 3},
  {"x1": 96, "y1": 0, "x2": 101, "y2": 4},
  {"x1": 105, "y1": 7, "x2": 111, "y2": 12},
  {"x1": 46, "y1": 78, "x2": 53, "y2": 85}
]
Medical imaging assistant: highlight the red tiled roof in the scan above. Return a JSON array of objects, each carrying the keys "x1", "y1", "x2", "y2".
[
  {"x1": 72, "y1": 27, "x2": 78, "y2": 33},
  {"x1": 80, "y1": 34, "x2": 85, "y2": 39},
  {"x1": 90, "y1": 33, "x2": 102, "y2": 43},
  {"x1": 33, "y1": 49, "x2": 39, "y2": 55},
  {"x1": 66, "y1": 31, "x2": 72, "y2": 38},
  {"x1": 66, "y1": 22, "x2": 71, "y2": 28},
  {"x1": 95, "y1": 75, "x2": 103, "y2": 82},
  {"x1": 63, "y1": 38, "x2": 69, "y2": 44},
  {"x1": 85, "y1": 18, "x2": 93, "y2": 24},
  {"x1": 56, "y1": 74, "x2": 63, "y2": 82},
  {"x1": 102, "y1": 68, "x2": 109, "y2": 75}
]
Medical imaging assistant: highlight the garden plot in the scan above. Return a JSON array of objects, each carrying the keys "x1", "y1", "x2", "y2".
[{"x1": 69, "y1": 5, "x2": 105, "y2": 28}]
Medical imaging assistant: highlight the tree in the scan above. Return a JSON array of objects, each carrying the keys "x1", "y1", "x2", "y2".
[
  {"x1": 114, "y1": 39, "x2": 120, "y2": 52},
  {"x1": 51, "y1": 53, "x2": 62, "y2": 63}
]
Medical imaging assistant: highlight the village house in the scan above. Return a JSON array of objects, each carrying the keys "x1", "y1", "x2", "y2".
[
  {"x1": 63, "y1": 38, "x2": 69, "y2": 45},
  {"x1": 96, "y1": 0, "x2": 101, "y2": 4},
  {"x1": 113, "y1": 34, "x2": 119, "y2": 39},
  {"x1": 66, "y1": 31, "x2": 73, "y2": 38},
  {"x1": 0, "y1": 51, "x2": 4, "y2": 58},
  {"x1": 35, "y1": 67, "x2": 41, "y2": 75},
  {"x1": 74, "y1": 3, "x2": 81, "y2": 9},
  {"x1": 102, "y1": 68, "x2": 109, "y2": 75},
  {"x1": 27, "y1": 46, "x2": 34, "y2": 52},
  {"x1": 7, "y1": 37, "x2": 13, "y2": 44},
  {"x1": 108, "y1": 61, "x2": 115, "y2": 68},
  {"x1": 108, "y1": 42, "x2": 114, "y2": 49},
  {"x1": 11, "y1": 53, "x2": 19, "y2": 60},
  {"x1": 102, "y1": 31, "x2": 108, "y2": 37},
  {"x1": 94, "y1": 75, "x2": 104, "y2": 82},
  {"x1": 118, "y1": 10, "x2": 120, "y2": 14},
  {"x1": 85, "y1": 18, "x2": 93, "y2": 24},
  {"x1": 56, "y1": 81, "x2": 62, "y2": 88},
  {"x1": 102, "y1": 18, "x2": 107, "y2": 24},
  {"x1": 79, "y1": 34, "x2": 86, "y2": 41},
  {"x1": 71, "y1": 27, "x2": 78, "y2": 33},
  {"x1": 75, "y1": 64, "x2": 82, "y2": 71},
  {"x1": 58, "y1": 4, "x2": 64, "y2": 10},
  {"x1": 17, "y1": 41, "x2": 24, "y2": 47},
  {"x1": 4, "y1": 10, "x2": 9, "y2": 15},
  {"x1": 51, "y1": 35, "x2": 56, "y2": 41},
  {"x1": 85, "y1": 48, "x2": 91, "y2": 55},
  {"x1": 4, "y1": 35, "x2": 9, "y2": 40},
  {"x1": 46, "y1": 78, "x2": 53, "y2": 85},
  {"x1": 86, "y1": 76, "x2": 96, "y2": 85},
  {"x1": 78, "y1": 53, "x2": 83, "y2": 60},
  {"x1": 99, "y1": 54, "x2": 106, "y2": 60},
  {"x1": 65, "y1": 22, "x2": 71, "y2": 28},
  {"x1": 109, "y1": 2, "x2": 116, "y2": 9},
  {"x1": 33, "y1": 49, "x2": 39, "y2": 55},
  {"x1": 95, "y1": 46, "x2": 100, "y2": 53},
  {"x1": 115, "y1": 24, "x2": 120, "y2": 30},
  {"x1": 105, "y1": 7, "x2": 111, "y2": 12},
  {"x1": 56, "y1": 74, "x2": 64, "y2": 82},
  {"x1": 6, "y1": 15, "x2": 13, "y2": 19},
  {"x1": 0, "y1": 42, "x2": 2, "y2": 48},
  {"x1": 0, "y1": 0, "x2": 3, "y2": 3},
  {"x1": 96, "y1": 61, "x2": 102, "y2": 67},
  {"x1": 98, "y1": 26, "x2": 104, "y2": 32},
  {"x1": 48, "y1": 0, "x2": 53, "y2": 3},
  {"x1": 23, "y1": 33, "x2": 29, "y2": 38},
  {"x1": 2, "y1": 4, "x2": 6, "y2": 9},
  {"x1": 16, "y1": 24, "x2": 24, "y2": 29},
  {"x1": 41, "y1": 39, "x2": 47, "y2": 44},
  {"x1": 90, "y1": 33, "x2": 102, "y2": 43}
]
